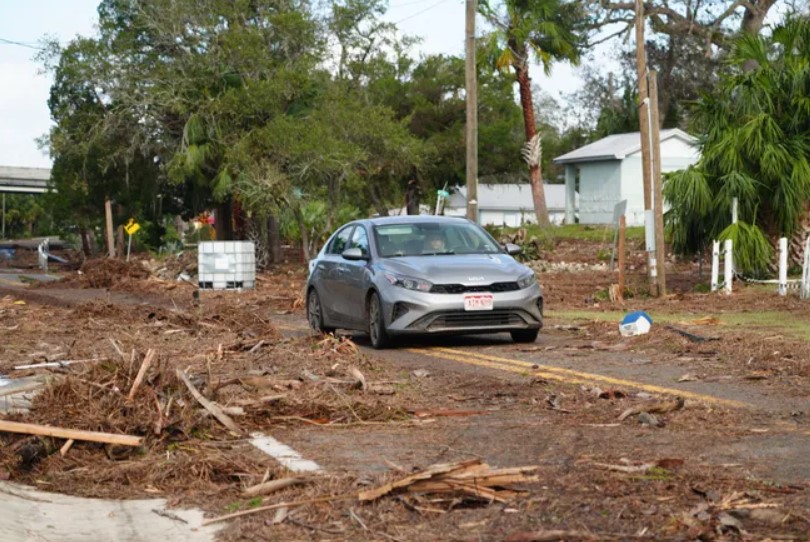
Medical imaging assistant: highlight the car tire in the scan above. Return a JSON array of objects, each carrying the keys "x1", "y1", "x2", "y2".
[
  {"x1": 367, "y1": 292, "x2": 391, "y2": 349},
  {"x1": 510, "y1": 328, "x2": 539, "y2": 343},
  {"x1": 306, "y1": 289, "x2": 334, "y2": 334}
]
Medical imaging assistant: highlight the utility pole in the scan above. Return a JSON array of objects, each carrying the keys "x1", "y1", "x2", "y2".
[
  {"x1": 649, "y1": 70, "x2": 667, "y2": 296},
  {"x1": 634, "y1": 0, "x2": 658, "y2": 295},
  {"x1": 465, "y1": 0, "x2": 478, "y2": 223}
]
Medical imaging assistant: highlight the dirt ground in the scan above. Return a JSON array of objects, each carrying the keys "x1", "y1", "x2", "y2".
[{"x1": 1, "y1": 240, "x2": 809, "y2": 541}]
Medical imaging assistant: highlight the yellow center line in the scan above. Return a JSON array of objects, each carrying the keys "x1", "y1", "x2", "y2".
[
  {"x1": 409, "y1": 346, "x2": 748, "y2": 409},
  {"x1": 0, "y1": 276, "x2": 24, "y2": 287}
]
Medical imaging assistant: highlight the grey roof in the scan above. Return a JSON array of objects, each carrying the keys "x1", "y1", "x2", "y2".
[
  {"x1": 447, "y1": 183, "x2": 569, "y2": 212},
  {"x1": 553, "y1": 128, "x2": 696, "y2": 165},
  {"x1": 0, "y1": 166, "x2": 51, "y2": 194}
]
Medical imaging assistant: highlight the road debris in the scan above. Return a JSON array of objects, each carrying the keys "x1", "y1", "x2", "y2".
[
  {"x1": 358, "y1": 459, "x2": 539, "y2": 503},
  {"x1": 618, "y1": 397, "x2": 685, "y2": 421},
  {"x1": 619, "y1": 311, "x2": 652, "y2": 337},
  {"x1": 0, "y1": 419, "x2": 142, "y2": 446},
  {"x1": 665, "y1": 325, "x2": 719, "y2": 343}
]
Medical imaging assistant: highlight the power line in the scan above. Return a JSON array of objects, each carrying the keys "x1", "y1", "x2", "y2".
[
  {"x1": 0, "y1": 37, "x2": 44, "y2": 51},
  {"x1": 393, "y1": 0, "x2": 452, "y2": 24}
]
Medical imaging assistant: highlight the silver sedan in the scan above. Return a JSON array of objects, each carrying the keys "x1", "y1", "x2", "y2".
[{"x1": 305, "y1": 216, "x2": 543, "y2": 348}]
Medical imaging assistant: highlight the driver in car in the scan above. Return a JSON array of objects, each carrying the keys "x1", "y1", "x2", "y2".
[{"x1": 424, "y1": 232, "x2": 447, "y2": 253}]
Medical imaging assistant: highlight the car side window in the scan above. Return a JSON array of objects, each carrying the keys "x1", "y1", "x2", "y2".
[
  {"x1": 327, "y1": 226, "x2": 354, "y2": 255},
  {"x1": 349, "y1": 226, "x2": 370, "y2": 255}
]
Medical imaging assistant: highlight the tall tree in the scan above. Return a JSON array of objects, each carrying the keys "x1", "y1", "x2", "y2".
[
  {"x1": 588, "y1": 0, "x2": 782, "y2": 50},
  {"x1": 664, "y1": 16, "x2": 810, "y2": 274},
  {"x1": 479, "y1": 0, "x2": 585, "y2": 225}
]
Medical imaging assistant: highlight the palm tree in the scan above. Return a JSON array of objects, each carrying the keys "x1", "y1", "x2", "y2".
[
  {"x1": 664, "y1": 16, "x2": 810, "y2": 274},
  {"x1": 479, "y1": 0, "x2": 584, "y2": 226}
]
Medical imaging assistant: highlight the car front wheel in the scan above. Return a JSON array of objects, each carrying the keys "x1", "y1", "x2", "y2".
[
  {"x1": 510, "y1": 328, "x2": 539, "y2": 343},
  {"x1": 307, "y1": 289, "x2": 334, "y2": 334},
  {"x1": 367, "y1": 292, "x2": 391, "y2": 349}
]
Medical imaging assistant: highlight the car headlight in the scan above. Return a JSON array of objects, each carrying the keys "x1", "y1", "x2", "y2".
[
  {"x1": 517, "y1": 272, "x2": 536, "y2": 289},
  {"x1": 384, "y1": 272, "x2": 433, "y2": 292}
]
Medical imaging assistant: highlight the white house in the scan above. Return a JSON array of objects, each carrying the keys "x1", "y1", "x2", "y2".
[
  {"x1": 444, "y1": 183, "x2": 573, "y2": 226},
  {"x1": 553, "y1": 129, "x2": 699, "y2": 225}
]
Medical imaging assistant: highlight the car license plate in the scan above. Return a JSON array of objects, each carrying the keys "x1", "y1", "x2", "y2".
[{"x1": 464, "y1": 294, "x2": 494, "y2": 311}]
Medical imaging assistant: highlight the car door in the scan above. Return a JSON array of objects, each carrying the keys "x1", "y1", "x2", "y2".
[
  {"x1": 317, "y1": 225, "x2": 354, "y2": 324},
  {"x1": 341, "y1": 225, "x2": 372, "y2": 325}
]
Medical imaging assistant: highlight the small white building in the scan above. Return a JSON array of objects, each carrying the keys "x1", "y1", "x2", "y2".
[
  {"x1": 553, "y1": 129, "x2": 699, "y2": 225},
  {"x1": 444, "y1": 183, "x2": 572, "y2": 226}
]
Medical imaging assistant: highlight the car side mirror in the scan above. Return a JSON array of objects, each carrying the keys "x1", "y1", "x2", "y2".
[
  {"x1": 342, "y1": 247, "x2": 368, "y2": 261},
  {"x1": 504, "y1": 243, "x2": 523, "y2": 256}
]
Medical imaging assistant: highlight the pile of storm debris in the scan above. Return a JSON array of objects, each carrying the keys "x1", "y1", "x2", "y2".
[{"x1": 0, "y1": 315, "x2": 540, "y2": 526}]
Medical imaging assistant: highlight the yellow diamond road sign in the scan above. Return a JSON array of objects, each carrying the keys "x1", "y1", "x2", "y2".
[{"x1": 124, "y1": 219, "x2": 140, "y2": 236}]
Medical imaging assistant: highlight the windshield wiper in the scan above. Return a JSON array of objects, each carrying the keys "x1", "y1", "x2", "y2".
[{"x1": 418, "y1": 250, "x2": 456, "y2": 256}]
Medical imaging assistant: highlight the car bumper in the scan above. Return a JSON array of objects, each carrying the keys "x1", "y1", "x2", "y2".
[{"x1": 380, "y1": 284, "x2": 543, "y2": 335}]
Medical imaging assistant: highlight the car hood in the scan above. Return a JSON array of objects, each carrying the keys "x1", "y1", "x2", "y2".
[{"x1": 379, "y1": 254, "x2": 532, "y2": 285}]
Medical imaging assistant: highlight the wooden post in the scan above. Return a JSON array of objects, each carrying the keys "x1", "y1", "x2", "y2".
[
  {"x1": 105, "y1": 197, "x2": 115, "y2": 258},
  {"x1": 634, "y1": 0, "x2": 656, "y2": 295},
  {"x1": 649, "y1": 70, "x2": 666, "y2": 296},
  {"x1": 618, "y1": 215, "x2": 626, "y2": 302},
  {"x1": 464, "y1": 0, "x2": 478, "y2": 223}
]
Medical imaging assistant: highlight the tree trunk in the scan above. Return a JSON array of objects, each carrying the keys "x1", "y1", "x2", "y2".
[
  {"x1": 367, "y1": 182, "x2": 389, "y2": 217},
  {"x1": 514, "y1": 61, "x2": 550, "y2": 226},
  {"x1": 741, "y1": 0, "x2": 774, "y2": 71},
  {"x1": 268, "y1": 214, "x2": 282, "y2": 264},
  {"x1": 80, "y1": 227, "x2": 93, "y2": 257},
  {"x1": 294, "y1": 206, "x2": 310, "y2": 263}
]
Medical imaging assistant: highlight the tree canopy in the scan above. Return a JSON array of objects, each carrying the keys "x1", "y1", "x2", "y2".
[{"x1": 664, "y1": 16, "x2": 810, "y2": 274}]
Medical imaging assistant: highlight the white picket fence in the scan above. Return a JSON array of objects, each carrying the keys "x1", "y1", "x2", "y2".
[{"x1": 711, "y1": 236, "x2": 810, "y2": 297}]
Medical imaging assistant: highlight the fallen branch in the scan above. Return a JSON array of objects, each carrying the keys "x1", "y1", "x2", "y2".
[
  {"x1": 14, "y1": 358, "x2": 108, "y2": 371},
  {"x1": 618, "y1": 397, "x2": 685, "y2": 421},
  {"x1": 59, "y1": 439, "x2": 75, "y2": 456},
  {"x1": 202, "y1": 494, "x2": 353, "y2": 525},
  {"x1": 0, "y1": 419, "x2": 142, "y2": 447},
  {"x1": 243, "y1": 476, "x2": 314, "y2": 498},
  {"x1": 128, "y1": 349, "x2": 156, "y2": 401},
  {"x1": 665, "y1": 325, "x2": 719, "y2": 343},
  {"x1": 176, "y1": 369, "x2": 243, "y2": 435},
  {"x1": 358, "y1": 459, "x2": 537, "y2": 503}
]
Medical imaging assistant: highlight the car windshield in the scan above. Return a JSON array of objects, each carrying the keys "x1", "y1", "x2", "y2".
[{"x1": 373, "y1": 221, "x2": 502, "y2": 257}]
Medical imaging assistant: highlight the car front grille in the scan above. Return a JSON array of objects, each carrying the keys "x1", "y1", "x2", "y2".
[
  {"x1": 430, "y1": 282, "x2": 520, "y2": 294},
  {"x1": 414, "y1": 310, "x2": 528, "y2": 330}
]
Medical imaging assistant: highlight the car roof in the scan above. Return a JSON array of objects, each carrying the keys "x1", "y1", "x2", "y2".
[{"x1": 362, "y1": 215, "x2": 472, "y2": 227}]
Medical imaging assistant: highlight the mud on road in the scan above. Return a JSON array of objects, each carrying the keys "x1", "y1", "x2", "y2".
[{"x1": 0, "y1": 260, "x2": 809, "y2": 541}]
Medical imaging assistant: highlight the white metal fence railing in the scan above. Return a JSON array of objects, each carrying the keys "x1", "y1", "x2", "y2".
[{"x1": 712, "y1": 236, "x2": 810, "y2": 297}]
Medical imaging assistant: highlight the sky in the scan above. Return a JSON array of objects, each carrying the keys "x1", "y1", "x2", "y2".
[{"x1": 0, "y1": 0, "x2": 588, "y2": 169}]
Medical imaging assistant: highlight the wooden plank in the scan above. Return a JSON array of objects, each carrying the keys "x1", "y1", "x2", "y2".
[
  {"x1": 0, "y1": 420, "x2": 142, "y2": 447},
  {"x1": 176, "y1": 369, "x2": 243, "y2": 435},
  {"x1": 128, "y1": 349, "x2": 155, "y2": 401}
]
